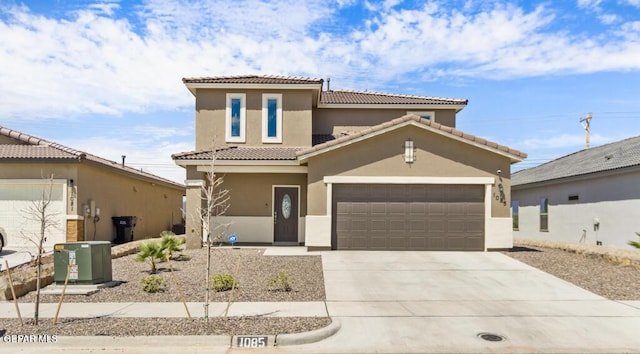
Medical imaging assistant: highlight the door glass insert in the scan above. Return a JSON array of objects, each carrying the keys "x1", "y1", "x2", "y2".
[{"x1": 282, "y1": 194, "x2": 292, "y2": 219}]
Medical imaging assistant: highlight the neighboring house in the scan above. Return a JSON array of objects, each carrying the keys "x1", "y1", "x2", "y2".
[
  {"x1": 0, "y1": 125, "x2": 185, "y2": 251},
  {"x1": 512, "y1": 136, "x2": 640, "y2": 251},
  {"x1": 173, "y1": 75, "x2": 526, "y2": 251}
]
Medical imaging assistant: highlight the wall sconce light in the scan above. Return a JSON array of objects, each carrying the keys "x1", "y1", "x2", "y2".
[{"x1": 404, "y1": 139, "x2": 415, "y2": 164}]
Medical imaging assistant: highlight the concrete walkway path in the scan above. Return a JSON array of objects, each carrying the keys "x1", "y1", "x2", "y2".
[{"x1": 0, "y1": 301, "x2": 328, "y2": 318}]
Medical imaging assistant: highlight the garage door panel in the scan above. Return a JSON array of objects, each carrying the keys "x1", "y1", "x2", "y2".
[
  {"x1": 388, "y1": 203, "x2": 405, "y2": 215},
  {"x1": 409, "y1": 203, "x2": 426, "y2": 215},
  {"x1": 370, "y1": 203, "x2": 386, "y2": 215},
  {"x1": 332, "y1": 184, "x2": 484, "y2": 251},
  {"x1": 409, "y1": 220, "x2": 425, "y2": 232},
  {"x1": 371, "y1": 220, "x2": 387, "y2": 232},
  {"x1": 0, "y1": 183, "x2": 67, "y2": 249}
]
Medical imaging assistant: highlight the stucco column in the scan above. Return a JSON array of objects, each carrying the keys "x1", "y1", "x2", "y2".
[{"x1": 184, "y1": 180, "x2": 204, "y2": 249}]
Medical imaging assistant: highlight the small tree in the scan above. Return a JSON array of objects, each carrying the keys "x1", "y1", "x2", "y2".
[
  {"x1": 187, "y1": 144, "x2": 231, "y2": 320},
  {"x1": 20, "y1": 173, "x2": 60, "y2": 325},
  {"x1": 135, "y1": 242, "x2": 167, "y2": 273},
  {"x1": 630, "y1": 232, "x2": 640, "y2": 249}
]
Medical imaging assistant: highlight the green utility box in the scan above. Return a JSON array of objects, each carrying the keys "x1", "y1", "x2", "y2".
[{"x1": 54, "y1": 241, "x2": 112, "y2": 285}]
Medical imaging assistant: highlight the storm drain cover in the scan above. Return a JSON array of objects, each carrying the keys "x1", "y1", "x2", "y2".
[{"x1": 477, "y1": 332, "x2": 506, "y2": 342}]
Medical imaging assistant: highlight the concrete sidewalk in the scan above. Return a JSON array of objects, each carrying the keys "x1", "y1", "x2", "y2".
[{"x1": 0, "y1": 301, "x2": 328, "y2": 318}]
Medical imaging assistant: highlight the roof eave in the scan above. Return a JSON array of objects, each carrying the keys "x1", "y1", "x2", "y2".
[
  {"x1": 512, "y1": 164, "x2": 640, "y2": 190},
  {"x1": 316, "y1": 103, "x2": 467, "y2": 111},
  {"x1": 184, "y1": 82, "x2": 323, "y2": 96}
]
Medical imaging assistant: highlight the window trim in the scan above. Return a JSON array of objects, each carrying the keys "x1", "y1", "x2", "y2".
[
  {"x1": 540, "y1": 197, "x2": 549, "y2": 232},
  {"x1": 512, "y1": 200, "x2": 519, "y2": 231},
  {"x1": 407, "y1": 111, "x2": 435, "y2": 121},
  {"x1": 226, "y1": 93, "x2": 246, "y2": 143},
  {"x1": 262, "y1": 93, "x2": 283, "y2": 143}
]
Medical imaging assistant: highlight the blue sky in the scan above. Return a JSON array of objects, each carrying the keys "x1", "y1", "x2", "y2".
[{"x1": 1, "y1": 0, "x2": 639, "y2": 183}]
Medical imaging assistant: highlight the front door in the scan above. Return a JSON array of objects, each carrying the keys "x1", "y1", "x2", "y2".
[{"x1": 274, "y1": 187, "x2": 298, "y2": 244}]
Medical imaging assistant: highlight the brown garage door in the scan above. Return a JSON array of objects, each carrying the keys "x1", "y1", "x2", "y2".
[{"x1": 332, "y1": 184, "x2": 484, "y2": 251}]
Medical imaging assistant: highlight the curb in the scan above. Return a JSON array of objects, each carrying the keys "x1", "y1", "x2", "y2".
[{"x1": 275, "y1": 318, "x2": 341, "y2": 346}]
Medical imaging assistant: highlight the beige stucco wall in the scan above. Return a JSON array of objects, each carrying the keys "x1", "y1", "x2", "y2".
[
  {"x1": 75, "y1": 163, "x2": 184, "y2": 242},
  {"x1": 194, "y1": 89, "x2": 313, "y2": 149},
  {"x1": 306, "y1": 125, "x2": 512, "y2": 217},
  {"x1": 220, "y1": 173, "x2": 307, "y2": 217},
  {"x1": 312, "y1": 108, "x2": 457, "y2": 134}
]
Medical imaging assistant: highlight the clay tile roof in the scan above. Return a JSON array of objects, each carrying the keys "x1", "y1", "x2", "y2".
[
  {"x1": 0, "y1": 125, "x2": 183, "y2": 188},
  {"x1": 172, "y1": 146, "x2": 304, "y2": 161},
  {"x1": 0, "y1": 145, "x2": 78, "y2": 159},
  {"x1": 297, "y1": 115, "x2": 527, "y2": 161},
  {"x1": 182, "y1": 75, "x2": 323, "y2": 85},
  {"x1": 513, "y1": 135, "x2": 640, "y2": 186},
  {"x1": 319, "y1": 90, "x2": 468, "y2": 105}
]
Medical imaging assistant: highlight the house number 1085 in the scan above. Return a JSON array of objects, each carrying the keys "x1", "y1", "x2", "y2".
[{"x1": 237, "y1": 336, "x2": 267, "y2": 348}]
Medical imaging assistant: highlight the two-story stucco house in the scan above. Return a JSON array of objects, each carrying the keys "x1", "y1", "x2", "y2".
[{"x1": 173, "y1": 75, "x2": 526, "y2": 251}]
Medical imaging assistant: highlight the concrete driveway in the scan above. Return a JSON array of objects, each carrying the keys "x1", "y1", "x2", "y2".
[{"x1": 283, "y1": 251, "x2": 640, "y2": 354}]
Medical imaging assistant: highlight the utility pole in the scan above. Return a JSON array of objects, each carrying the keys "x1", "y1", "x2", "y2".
[{"x1": 580, "y1": 113, "x2": 592, "y2": 149}]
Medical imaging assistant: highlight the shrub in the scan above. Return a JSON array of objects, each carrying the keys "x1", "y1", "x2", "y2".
[
  {"x1": 267, "y1": 271, "x2": 294, "y2": 292},
  {"x1": 630, "y1": 232, "x2": 640, "y2": 249},
  {"x1": 160, "y1": 231, "x2": 185, "y2": 260},
  {"x1": 134, "y1": 242, "x2": 167, "y2": 273},
  {"x1": 141, "y1": 275, "x2": 165, "y2": 293},
  {"x1": 210, "y1": 273, "x2": 237, "y2": 292}
]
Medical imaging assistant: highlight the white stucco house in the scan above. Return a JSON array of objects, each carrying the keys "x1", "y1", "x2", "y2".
[{"x1": 511, "y1": 135, "x2": 640, "y2": 251}]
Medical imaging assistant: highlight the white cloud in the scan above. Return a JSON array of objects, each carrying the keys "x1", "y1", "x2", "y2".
[
  {"x1": 1, "y1": 0, "x2": 640, "y2": 121},
  {"x1": 577, "y1": 0, "x2": 603, "y2": 10},
  {"x1": 599, "y1": 13, "x2": 619, "y2": 24},
  {"x1": 61, "y1": 134, "x2": 192, "y2": 183},
  {"x1": 623, "y1": 0, "x2": 640, "y2": 7}
]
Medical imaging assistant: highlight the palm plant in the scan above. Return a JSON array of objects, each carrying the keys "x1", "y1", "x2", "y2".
[
  {"x1": 630, "y1": 232, "x2": 640, "y2": 249},
  {"x1": 160, "y1": 231, "x2": 185, "y2": 260},
  {"x1": 134, "y1": 241, "x2": 167, "y2": 273}
]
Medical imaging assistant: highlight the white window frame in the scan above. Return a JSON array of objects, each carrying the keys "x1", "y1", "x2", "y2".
[
  {"x1": 407, "y1": 111, "x2": 435, "y2": 121},
  {"x1": 226, "y1": 93, "x2": 246, "y2": 143},
  {"x1": 262, "y1": 93, "x2": 283, "y2": 143}
]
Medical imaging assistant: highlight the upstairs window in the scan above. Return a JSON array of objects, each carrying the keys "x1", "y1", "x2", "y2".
[
  {"x1": 262, "y1": 93, "x2": 282, "y2": 143},
  {"x1": 226, "y1": 93, "x2": 246, "y2": 143},
  {"x1": 407, "y1": 111, "x2": 435, "y2": 121},
  {"x1": 540, "y1": 197, "x2": 549, "y2": 232}
]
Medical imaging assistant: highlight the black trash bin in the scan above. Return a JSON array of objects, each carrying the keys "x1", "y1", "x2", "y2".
[{"x1": 111, "y1": 216, "x2": 137, "y2": 244}]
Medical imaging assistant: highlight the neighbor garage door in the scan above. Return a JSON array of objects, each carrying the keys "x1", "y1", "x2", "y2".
[
  {"x1": 332, "y1": 184, "x2": 484, "y2": 251},
  {"x1": 0, "y1": 181, "x2": 67, "y2": 249}
]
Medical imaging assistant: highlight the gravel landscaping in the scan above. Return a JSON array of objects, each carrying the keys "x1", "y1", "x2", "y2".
[
  {"x1": 18, "y1": 247, "x2": 326, "y2": 303},
  {"x1": 2, "y1": 247, "x2": 329, "y2": 337},
  {"x1": 503, "y1": 246, "x2": 640, "y2": 300}
]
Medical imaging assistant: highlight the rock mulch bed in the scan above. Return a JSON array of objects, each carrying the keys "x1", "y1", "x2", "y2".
[
  {"x1": 504, "y1": 245, "x2": 640, "y2": 300},
  {"x1": 2, "y1": 247, "x2": 329, "y2": 336},
  {"x1": 18, "y1": 247, "x2": 326, "y2": 303}
]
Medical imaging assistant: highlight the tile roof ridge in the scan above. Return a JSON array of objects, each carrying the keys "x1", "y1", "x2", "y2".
[
  {"x1": 0, "y1": 125, "x2": 85, "y2": 158},
  {"x1": 182, "y1": 74, "x2": 324, "y2": 83},
  {"x1": 297, "y1": 114, "x2": 526, "y2": 159},
  {"x1": 325, "y1": 89, "x2": 468, "y2": 104}
]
